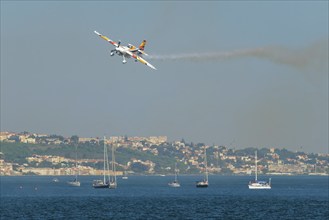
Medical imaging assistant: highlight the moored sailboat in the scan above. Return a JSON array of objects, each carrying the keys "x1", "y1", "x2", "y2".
[
  {"x1": 196, "y1": 147, "x2": 208, "y2": 188},
  {"x1": 248, "y1": 150, "x2": 271, "y2": 189},
  {"x1": 67, "y1": 145, "x2": 81, "y2": 187},
  {"x1": 93, "y1": 136, "x2": 110, "y2": 188},
  {"x1": 168, "y1": 163, "x2": 180, "y2": 187}
]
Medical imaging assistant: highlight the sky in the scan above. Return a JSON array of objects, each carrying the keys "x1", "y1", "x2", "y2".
[{"x1": 1, "y1": 1, "x2": 328, "y2": 153}]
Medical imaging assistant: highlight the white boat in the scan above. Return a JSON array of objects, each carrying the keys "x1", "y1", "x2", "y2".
[
  {"x1": 109, "y1": 181, "x2": 117, "y2": 189},
  {"x1": 248, "y1": 180, "x2": 271, "y2": 189},
  {"x1": 168, "y1": 181, "x2": 180, "y2": 187},
  {"x1": 68, "y1": 145, "x2": 80, "y2": 187},
  {"x1": 196, "y1": 147, "x2": 208, "y2": 188},
  {"x1": 109, "y1": 143, "x2": 117, "y2": 189},
  {"x1": 196, "y1": 180, "x2": 208, "y2": 188},
  {"x1": 248, "y1": 150, "x2": 271, "y2": 189},
  {"x1": 168, "y1": 163, "x2": 180, "y2": 187},
  {"x1": 52, "y1": 178, "x2": 59, "y2": 183},
  {"x1": 67, "y1": 179, "x2": 81, "y2": 187},
  {"x1": 122, "y1": 171, "x2": 128, "y2": 180},
  {"x1": 93, "y1": 136, "x2": 110, "y2": 188}
]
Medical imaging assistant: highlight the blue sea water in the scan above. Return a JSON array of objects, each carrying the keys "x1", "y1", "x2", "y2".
[{"x1": 0, "y1": 175, "x2": 328, "y2": 219}]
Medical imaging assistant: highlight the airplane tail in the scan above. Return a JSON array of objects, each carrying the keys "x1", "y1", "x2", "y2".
[{"x1": 139, "y1": 40, "x2": 147, "y2": 50}]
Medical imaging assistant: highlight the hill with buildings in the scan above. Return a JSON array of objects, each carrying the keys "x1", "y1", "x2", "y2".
[{"x1": 1, "y1": 131, "x2": 328, "y2": 176}]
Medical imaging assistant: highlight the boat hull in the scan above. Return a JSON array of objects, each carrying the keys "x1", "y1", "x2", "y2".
[
  {"x1": 248, "y1": 185, "x2": 271, "y2": 189},
  {"x1": 67, "y1": 181, "x2": 80, "y2": 187},
  {"x1": 248, "y1": 182, "x2": 271, "y2": 189},
  {"x1": 109, "y1": 182, "x2": 117, "y2": 189},
  {"x1": 93, "y1": 184, "x2": 109, "y2": 188},
  {"x1": 196, "y1": 181, "x2": 208, "y2": 188},
  {"x1": 168, "y1": 182, "x2": 181, "y2": 187},
  {"x1": 93, "y1": 180, "x2": 110, "y2": 188}
]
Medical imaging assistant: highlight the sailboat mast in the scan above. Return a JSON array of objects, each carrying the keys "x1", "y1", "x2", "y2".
[
  {"x1": 103, "y1": 136, "x2": 106, "y2": 183},
  {"x1": 174, "y1": 163, "x2": 177, "y2": 182},
  {"x1": 255, "y1": 150, "x2": 258, "y2": 181},
  {"x1": 205, "y1": 147, "x2": 208, "y2": 182},
  {"x1": 106, "y1": 141, "x2": 110, "y2": 183},
  {"x1": 112, "y1": 143, "x2": 116, "y2": 183},
  {"x1": 114, "y1": 144, "x2": 117, "y2": 183},
  {"x1": 75, "y1": 144, "x2": 78, "y2": 180}
]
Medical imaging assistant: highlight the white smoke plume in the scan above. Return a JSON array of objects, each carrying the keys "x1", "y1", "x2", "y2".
[{"x1": 149, "y1": 39, "x2": 328, "y2": 71}]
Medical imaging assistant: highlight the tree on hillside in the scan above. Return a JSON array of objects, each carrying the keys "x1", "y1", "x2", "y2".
[
  {"x1": 70, "y1": 135, "x2": 79, "y2": 145},
  {"x1": 50, "y1": 134, "x2": 64, "y2": 141},
  {"x1": 131, "y1": 162, "x2": 149, "y2": 173}
]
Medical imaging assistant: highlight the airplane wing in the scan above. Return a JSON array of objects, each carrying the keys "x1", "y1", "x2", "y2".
[
  {"x1": 126, "y1": 50, "x2": 156, "y2": 70},
  {"x1": 139, "y1": 50, "x2": 149, "y2": 56},
  {"x1": 94, "y1": 31, "x2": 118, "y2": 47}
]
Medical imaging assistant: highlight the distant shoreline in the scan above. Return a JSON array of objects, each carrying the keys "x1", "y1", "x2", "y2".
[{"x1": 1, "y1": 173, "x2": 328, "y2": 177}]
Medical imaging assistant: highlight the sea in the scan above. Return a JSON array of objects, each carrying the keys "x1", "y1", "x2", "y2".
[{"x1": 1, "y1": 175, "x2": 328, "y2": 220}]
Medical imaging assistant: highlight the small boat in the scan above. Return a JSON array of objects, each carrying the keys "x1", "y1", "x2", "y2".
[
  {"x1": 93, "y1": 179, "x2": 109, "y2": 188},
  {"x1": 248, "y1": 180, "x2": 271, "y2": 189},
  {"x1": 168, "y1": 163, "x2": 180, "y2": 187},
  {"x1": 168, "y1": 180, "x2": 180, "y2": 187},
  {"x1": 67, "y1": 178, "x2": 81, "y2": 187},
  {"x1": 52, "y1": 177, "x2": 59, "y2": 183},
  {"x1": 168, "y1": 181, "x2": 180, "y2": 187},
  {"x1": 109, "y1": 181, "x2": 117, "y2": 189},
  {"x1": 248, "y1": 150, "x2": 271, "y2": 189},
  {"x1": 196, "y1": 180, "x2": 208, "y2": 188},
  {"x1": 196, "y1": 147, "x2": 208, "y2": 188},
  {"x1": 122, "y1": 171, "x2": 128, "y2": 180},
  {"x1": 93, "y1": 136, "x2": 110, "y2": 189},
  {"x1": 67, "y1": 145, "x2": 80, "y2": 187}
]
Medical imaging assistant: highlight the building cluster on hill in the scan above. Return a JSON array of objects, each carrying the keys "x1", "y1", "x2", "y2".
[
  {"x1": 0, "y1": 131, "x2": 328, "y2": 176},
  {"x1": 0, "y1": 131, "x2": 167, "y2": 146}
]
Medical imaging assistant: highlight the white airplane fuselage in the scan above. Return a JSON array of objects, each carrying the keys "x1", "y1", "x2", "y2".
[
  {"x1": 112, "y1": 46, "x2": 133, "y2": 63},
  {"x1": 116, "y1": 46, "x2": 129, "y2": 56}
]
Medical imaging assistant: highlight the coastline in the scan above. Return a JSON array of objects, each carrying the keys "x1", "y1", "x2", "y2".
[{"x1": 1, "y1": 173, "x2": 328, "y2": 177}]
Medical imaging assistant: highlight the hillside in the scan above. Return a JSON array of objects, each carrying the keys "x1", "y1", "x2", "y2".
[{"x1": 1, "y1": 141, "x2": 328, "y2": 175}]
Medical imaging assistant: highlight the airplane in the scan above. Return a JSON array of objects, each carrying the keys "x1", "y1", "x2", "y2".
[{"x1": 94, "y1": 31, "x2": 157, "y2": 70}]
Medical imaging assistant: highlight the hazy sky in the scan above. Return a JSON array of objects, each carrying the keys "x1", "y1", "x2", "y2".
[{"x1": 1, "y1": 1, "x2": 328, "y2": 153}]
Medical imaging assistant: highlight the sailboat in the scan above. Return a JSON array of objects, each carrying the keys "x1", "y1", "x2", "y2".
[
  {"x1": 196, "y1": 147, "x2": 208, "y2": 188},
  {"x1": 248, "y1": 150, "x2": 271, "y2": 189},
  {"x1": 109, "y1": 143, "x2": 117, "y2": 189},
  {"x1": 67, "y1": 144, "x2": 81, "y2": 187},
  {"x1": 93, "y1": 136, "x2": 110, "y2": 188},
  {"x1": 168, "y1": 163, "x2": 180, "y2": 187}
]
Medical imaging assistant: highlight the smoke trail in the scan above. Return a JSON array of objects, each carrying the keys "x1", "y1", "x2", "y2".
[{"x1": 149, "y1": 39, "x2": 328, "y2": 71}]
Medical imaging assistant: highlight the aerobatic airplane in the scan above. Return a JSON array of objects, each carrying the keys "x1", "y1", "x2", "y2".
[{"x1": 94, "y1": 31, "x2": 156, "y2": 70}]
